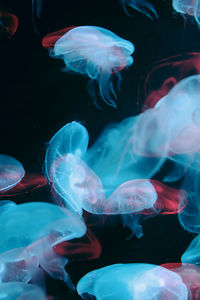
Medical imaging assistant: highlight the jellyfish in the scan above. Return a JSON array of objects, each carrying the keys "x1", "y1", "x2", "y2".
[
  {"x1": 48, "y1": 26, "x2": 134, "y2": 107},
  {"x1": 0, "y1": 5, "x2": 18, "y2": 44},
  {"x1": 45, "y1": 121, "x2": 89, "y2": 213},
  {"x1": 172, "y1": 0, "x2": 200, "y2": 25},
  {"x1": 161, "y1": 263, "x2": 200, "y2": 300},
  {"x1": 181, "y1": 235, "x2": 200, "y2": 268},
  {"x1": 120, "y1": 0, "x2": 158, "y2": 19},
  {"x1": 77, "y1": 263, "x2": 188, "y2": 299},
  {"x1": 137, "y1": 52, "x2": 200, "y2": 111},
  {"x1": 0, "y1": 201, "x2": 86, "y2": 289},
  {"x1": 0, "y1": 282, "x2": 46, "y2": 300},
  {"x1": 0, "y1": 154, "x2": 25, "y2": 193}
]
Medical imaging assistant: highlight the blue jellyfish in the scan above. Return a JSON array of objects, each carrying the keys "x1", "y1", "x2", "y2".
[
  {"x1": 182, "y1": 234, "x2": 200, "y2": 266},
  {"x1": 77, "y1": 263, "x2": 188, "y2": 299},
  {"x1": 172, "y1": 0, "x2": 200, "y2": 26},
  {"x1": 120, "y1": 0, "x2": 158, "y2": 19},
  {"x1": 0, "y1": 282, "x2": 46, "y2": 300},
  {"x1": 45, "y1": 121, "x2": 89, "y2": 214},
  {"x1": 51, "y1": 26, "x2": 134, "y2": 107},
  {"x1": 0, "y1": 201, "x2": 86, "y2": 288},
  {"x1": 0, "y1": 154, "x2": 25, "y2": 192}
]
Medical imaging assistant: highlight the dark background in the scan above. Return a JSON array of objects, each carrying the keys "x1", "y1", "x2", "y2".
[{"x1": 0, "y1": 0, "x2": 198, "y2": 299}]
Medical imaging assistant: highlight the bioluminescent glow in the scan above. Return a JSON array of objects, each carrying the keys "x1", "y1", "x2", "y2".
[
  {"x1": 0, "y1": 282, "x2": 46, "y2": 300},
  {"x1": 49, "y1": 26, "x2": 134, "y2": 107},
  {"x1": 77, "y1": 263, "x2": 188, "y2": 299},
  {"x1": 0, "y1": 201, "x2": 86, "y2": 288},
  {"x1": 120, "y1": 0, "x2": 158, "y2": 19},
  {"x1": 0, "y1": 154, "x2": 25, "y2": 192}
]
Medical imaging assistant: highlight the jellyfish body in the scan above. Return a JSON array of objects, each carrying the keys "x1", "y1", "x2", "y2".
[
  {"x1": 0, "y1": 154, "x2": 25, "y2": 192},
  {"x1": 77, "y1": 263, "x2": 188, "y2": 299},
  {"x1": 161, "y1": 263, "x2": 200, "y2": 300},
  {"x1": 182, "y1": 234, "x2": 200, "y2": 266},
  {"x1": 120, "y1": 0, "x2": 158, "y2": 20},
  {"x1": 172, "y1": 0, "x2": 200, "y2": 25},
  {"x1": 45, "y1": 121, "x2": 89, "y2": 214},
  {"x1": 0, "y1": 6, "x2": 18, "y2": 43},
  {"x1": 51, "y1": 26, "x2": 134, "y2": 107},
  {"x1": 0, "y1": 201, "x2": 86, "y2": 288},
  {"x1": 0, "y1": 282, "x2": 46, "y2": 300}
]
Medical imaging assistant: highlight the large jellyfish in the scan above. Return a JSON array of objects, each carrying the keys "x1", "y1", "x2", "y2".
[
  {"x1": 0, "y1": 154, "x2": 25, "y2": 192},
  {"x1": 172, "y1": 0, "x2": 200, "y2": 25},
  {"x1": 120, "y1": 0, "x2": 158, "y2": 19},
  {"x1": 77, "y1": 263, "x2": 188, "y2": 299},
  {"x1": 49, "y1": 26, "x2": 134, "y2": 107},
  {"x1": 0, "y1": 201, "x2": 86, "y2": 288},
  {"x1": 0, "y1": 282, "x2": 46, "y2": 300}
]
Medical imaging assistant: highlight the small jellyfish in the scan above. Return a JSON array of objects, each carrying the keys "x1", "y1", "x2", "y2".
[
  {"x1": 181, "y1": 236, "x2": 200, "y2": 275},
  {"x1": 32, "y1": 0, "x2": 43, "y2": 19},
  {"x1": 0, "y1": 5, "x2": 19, "y2": 44},
  {"x1": 0, "y1": 282, "x2": 46, "y2": 300},
  {"x1": 0, "y1": 201, "x2": 86, "y2": 289},
  {"x1": 161, "y1": 263, "x2": 200, "y2": 300},
  {"x1": 48, "y1": 26, "x2": 134, "y2": 107},
  {"x1": 77, "y1": 263, "x2": 188, "y2": 299},
  {"x1": 45, "y1": 121, "x2": 89, "y2": 213},
  {"x1": 172, "y1": 0, "x2": 200, "y2": 25},
  {"x1": 120, "y1": 0, "x2": 158, "y2": 19},
  {"x1": 0, "y1": 154, "x2": 25, "y2": 193}
]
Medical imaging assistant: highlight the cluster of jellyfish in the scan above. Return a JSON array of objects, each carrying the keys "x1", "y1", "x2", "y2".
[{"x1": 2, "y1": 0, "x2": 200, "y2": 299}]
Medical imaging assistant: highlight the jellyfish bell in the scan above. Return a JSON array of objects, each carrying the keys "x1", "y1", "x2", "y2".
[
  {"x1": 50, "y1": 25, "x2": 134, "y2": 107},
  {"x1": 0, "y1": 201, "x2": 86, "y2": 288},
  {"x1": 77, "y1": 263, "x2": 188, "y2": 300},
  {"x1": 0, "y1": 154, "x2": 25, "y2": 193}
]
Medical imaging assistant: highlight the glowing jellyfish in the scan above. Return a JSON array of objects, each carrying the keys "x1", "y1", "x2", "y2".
[
  {"x1": 132, "y1": 75, "x2": 200, "y2": 185},
  {"x1": 161, "y1": 263, "x2": 200, "y2": 300},
  {"x1": 0, "y1": 201, "x2": 86, "y2": 288},
  {"x1": 0, "y1": 282, "x2": 46, "y2": 300},
  {"x1": 49, "y1": 26, "x2": 134, "y2": 107},
  {"x1": 77, "y1": 263, "x2": 188, "y2": 299},
  {"x1": 0, "y1": 154, "x2": 25, "y2": 192},
  {"x1": 172, "y1": 0, "x2": 200, "y2": 25},
  {"x1": 182, "y1": 235, "x2": 200, "y2": 266},
  {"x1": 0, "y1": 6, "x2": 18, "y2": 44},
  {"x1": 137, "y1": 52, "x2": 200, "y2": 111},
  {"x1": 120, "y1": 0, "x2": 158, "y2": 19},
  {"x1": 45, "y1": 121, "x2": 89, "y2": 213}
]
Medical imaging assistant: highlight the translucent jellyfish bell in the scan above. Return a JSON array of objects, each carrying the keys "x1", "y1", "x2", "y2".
[
  {"x1": 45, "y1": 121, "x2": 89, "y2": 213},
  {"x1": 0, "y1": 201, "x2": 86, "y2": 288},
  {"x1": 52, "y1": 26, "x2": 134, "y2": 107},
  {"x1": 77, "y1": 263, "x2": 188, "y2": 300},
  {"x1": 0, "y1": 154, "x2": 25, "y2": 192},
  {"x1": 120, "y1": 0, "x2": 158, "y2": 20},
  {"x1": 0, "y1": 282, "x2": 46, "y2": 300}
]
